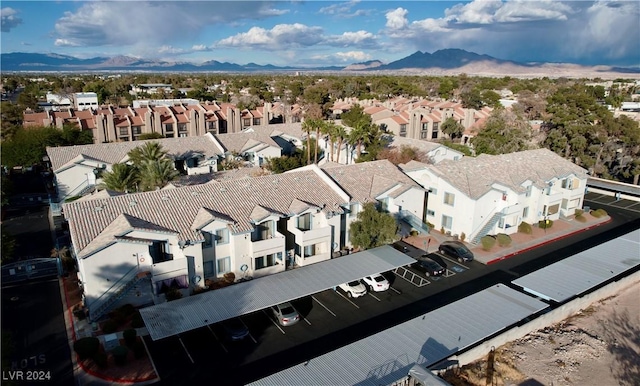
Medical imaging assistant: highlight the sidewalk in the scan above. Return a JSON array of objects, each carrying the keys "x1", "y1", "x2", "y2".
[
  {"x1": 403, "y1": 212, "x2": 612, "y2": 265},
  {"x1": 59, "y1": 272, "x2": 159, "y2": 385}
]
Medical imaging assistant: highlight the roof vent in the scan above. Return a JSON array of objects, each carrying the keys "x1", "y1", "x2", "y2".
[
  {"x1": 162, "y1": 195, "x2": 170, "y2": 201},
  {"x1": 94, "y1": 205, "x2": 103, "y2": 212},
  {"x1": 191, "y1": 191, "x2": 199, "y2": 196},
  {"x1": 220, "y1": 187, "x2": 227, "y2": 192},
  {"x1": 129, "y1": 200, "x2": 137, "y2": 207}
]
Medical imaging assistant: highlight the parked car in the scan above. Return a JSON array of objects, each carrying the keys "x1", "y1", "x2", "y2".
[
  {"x1": 392, "y1": 243, "x2": 409, "y2": 253},
  {"x1": 272, "y1": 302, "x2": 300, "y2": 326},
  {"x1": 361, "y1": 274, "x2": 390, "y2": 292},
  {"x1": 338, "y1": 280, "x2": 367, "y2": 298},
  {"x1": 220, "y1": 317, "x2": 250, "y2": 341},
  {"x1": 412, "y1": 254, "x2": 446, "y2": 277},
  {"x1": 438, "y1": 240, "x2": 475, "y2": 262}
]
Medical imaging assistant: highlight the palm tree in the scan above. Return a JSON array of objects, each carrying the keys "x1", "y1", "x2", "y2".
[
  {"x1": 127, "y1": 141, "x2": 168, "y2": 165},
  {"x1": 138, "y1": 159, "x2": 179, "y2": 191},
  {"x1": 301, "y1": 119, "x2": 313, "y2": 165},
  {"x1": 334, "y1": 125, "x2": 347, "y2": 164},
  {"x1": 99, "y1": 163, "x2": 138, "y2": 192},
  {"x1": 321, "y1": 121, "x2": 337, "y2": 162},
  {"x1": 348, "y1": 121, "x2": 368, "y2": 161}
]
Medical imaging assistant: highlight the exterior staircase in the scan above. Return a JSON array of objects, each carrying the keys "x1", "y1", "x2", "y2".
[
  {"x1": 471, "y1": 212, "x2": 503, "y2": 245},
  {"x1": 396, "y1": 210, "x2": 430, "y2": 234},
  {"x1": 89, "y1": 269, "x2": 151, "y2": 322}
]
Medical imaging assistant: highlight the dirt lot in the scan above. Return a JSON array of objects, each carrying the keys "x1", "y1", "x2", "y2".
[{"x1": 443, "y1": 278, "x2": 640, "y2": 386}]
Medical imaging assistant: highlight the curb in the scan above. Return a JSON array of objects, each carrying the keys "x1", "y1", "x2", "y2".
[{"x1": 485, "y1": 217, "x2": 612, "y2": 265}]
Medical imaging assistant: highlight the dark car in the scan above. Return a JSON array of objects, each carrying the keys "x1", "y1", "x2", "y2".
[
  {"x1": 220, "y1": 317, "x2": 250, "y2": 341},
  {"x1": 438, "y1": 240, "x2": 474, "y2": 262},
  {"x1": 412, "y1": 254, "x2": 445, "y2": 277}
]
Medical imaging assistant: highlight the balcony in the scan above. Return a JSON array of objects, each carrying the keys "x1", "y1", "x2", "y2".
[
  {"x1": 151, "y1": 257, "x2": 187, "y2": 278},
  {"x1": 250, "y1": 231, "x2": 285, "y2": 255},
  {"x1": 541, "y1": 190, "x2": 564, "y2": 205},
  {"x1": 290, "y1": 226, "x2": 331, "y2": 245}
]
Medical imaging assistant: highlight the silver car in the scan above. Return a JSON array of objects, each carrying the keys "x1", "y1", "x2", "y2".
[{"x1": 272, "y1": 302, "x2": 300, "y2": 326}]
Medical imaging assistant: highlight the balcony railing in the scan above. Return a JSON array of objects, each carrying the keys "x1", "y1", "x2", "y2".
[
  {"x1": 290, "y1": 226, "x2": 331, "y2": 245},
  {"x1": 250, "y1": 231, "x2": 285, "y2": 255},
  {"x1": 151, "y1": 257, "x2": 187, "y2": 277}
]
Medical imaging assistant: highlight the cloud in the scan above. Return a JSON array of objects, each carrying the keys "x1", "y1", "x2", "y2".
[
  {"x1": 383, "y1": 0, "x2": 640, "y2": 65},
  {"x1": 216, "y1": 23, "x2": 324, "y2": 48},
  {"x1": 310, "y1": 51, "x2": 371, "y2": 64},
  {"x1": 326, "y1": 31, "x2": 379, "y2": 48},
  {"x1": 318, "y1": 0, "x2": 371, "y2": 18},
  {"x1": 53, "y1": 1, "x2": 288, "y2": 47},
  {"x1": 55, "y1": 38, "x2": 80, "y2": 47},
  {"x1": 1, "y1": 7, "x2": 22, "y2": 32},
  {"x1": 158, "y1": 45, "x2": 186, "y2": 55}
]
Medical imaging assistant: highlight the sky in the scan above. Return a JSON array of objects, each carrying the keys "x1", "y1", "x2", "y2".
[{"x1": 1, "y1": 0, "x2": 639, "y2": 67}]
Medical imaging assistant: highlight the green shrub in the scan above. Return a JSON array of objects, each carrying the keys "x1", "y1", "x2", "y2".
[
  {"x1": 574, "y1": 209, "x2": 584, "y2": 217},
  {"x1": 93, "y1": 350, "x2": 108, "y2": 368},
  {"x1": 426, "y1": 222, "x2": 435, "y2": 231},
  {"x1": 440, "y1": 227, "x2": 445, "y2": 234},
  {"x1": 132, "y1": 340, "x2": 146, "y2": 359},
  {"x1": 518, "y1": 222, "x2": 532, "y2": 234},
  {"x1": 223, "y1": 272, "x2": 236, "y2": 284},
  {"x1": 101, "y1": 319, "x2": 118, "y2": 334},
  {"x1": 593, "y1": 208, "x2": 608, "y2": 217},
  {"x1": 73, "y1": 337, "x2": 100, "y2": 360},
  {"x1": 131, "y1": 311, "x2": 145, "y2": 328},
  {"x1": 410, "y1": 229, "x2": 419, "y2": 237},
  {"x1": 538, "y1": 219, "x2": 554, "y2": 229},
  {"x1": 496, "y1": 233, "x2": 512, "y2": 247},
  {"x1": 460, "y1": 232, "x2": 466, "y2": 242},
  {"x1": 481, "y1": 235, "x2": 496, "y2": 251},
  {"x1": 111, "y1": 345, "x2": 129, "y2": 366},
  {"x1": 165, "y1": 287, "x2": 183, "y2": 301},
  {"x1": 123, "y1": 329, "x2": 137, "y2": 347},
  {"x1": 575, "y1": 214, "x2": 587, "y2": 223}
]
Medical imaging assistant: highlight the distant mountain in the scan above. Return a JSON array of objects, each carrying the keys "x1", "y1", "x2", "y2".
[
  {"x1": 378, "y1": 48, "x2": 521, "y2": 70},
  {"x1": 1, "y1": 50, "x2": 638, "y2": 75}
]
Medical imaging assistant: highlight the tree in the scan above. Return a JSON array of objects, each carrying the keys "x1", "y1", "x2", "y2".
[
  {"x1": 334, "y1": 125, "x2": 347, "y2": 164},
  {"x1": 376, "y1": 145, "x2": 429, "y2": 166},
  {"x1": 471, "y1": 108, "x2": 532, "y2": 155},
  {"x1": 440, "y1": 117, "x2": 464, "y2": 140},
  {"x1": 127, "y1": 141, "x2": 168, "y2": 165},
  {"x1": 138, "y1": 132, "x2": 164, "y2": 140},
  {"x1": 349, "y1": 202, "x2": 398, "y2": 250},
  {"x1": 137, "y1": 159, "x2": 179, "y2": 191},
  {"x1": 460, "y1": 89, "x2": 484, "y2": 110},
  {"x1": 301, "y1": 119, "x2": 314, "y2": 165},
  {"x1": 99, "y1": 163, "x2": 138, "y2": 192}
]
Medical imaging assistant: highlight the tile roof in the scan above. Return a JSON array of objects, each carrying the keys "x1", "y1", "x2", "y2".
[
  {"x1": 214, "y1": 132, "x2": 280, "y2": 154},
  {"x1": 320, "y1": 160, "x2": 422, "y2": 203},
  {"x1": 63, "y1": 169, "x2": 349, "y2": 257},
  {"x1": 428, "y1": 148, "x2": 588, "y2": 199},
  {"x1": 47, "y1": 136, "x2": 223, "y2": 171}
]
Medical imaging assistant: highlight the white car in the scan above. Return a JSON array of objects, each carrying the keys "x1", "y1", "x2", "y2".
[
  {"x1": 361, "y1": 274, "x2": 390, "y2": 292},
  {"x1": 338, "y1": 281, "x2": 367, "y2": 298}
]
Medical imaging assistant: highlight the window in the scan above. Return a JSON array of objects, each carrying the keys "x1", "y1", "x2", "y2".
[
  {"x1": 203, "y1": 232, "x2": 212, "y2": 248},
  {"x1": 444, "y1": 192, "x2": 455, "y2": 206},
  {"x1": 498, "y1": 217, "x2": 505, "y2": 228},
  {"x1": 379, "y1": 197, "x2": 390, "y2": 212},
  {"x1": 208, "y1": 121, "x2": 217, "y2": 131},
  {"x1": 203, "y1": 261, "x2": 214, "y2": 277},
  {"x1": 442, "y1": 215, "x2": 453, "y2": 229},
  {"x1": 217, "y1": 256, "x2": 231, "y2": 275},
  {"x1": 178, "y1": 123, "x2": 187, "y2": 132},
  {"x1": 522, "y1": 207, "x2": 529, "y2": 218},
  {"x1": 297, "y1": 213, "x2": 311, "y2": 231},
  {"x1": 260, "y1": 220, "x2": 275, "y2": 239},
  {"x1": 525, "y1": 185, "x2": 532, "y2": 197},
  {"x1": 132, "y1": 126, "x2": 142, "y2": 135},
  {"x1": 253, "y1": 118, "x2": 261, "y2": 126},
  {"x1": 149, "y1": 241, "x2": 172, "y2": 264},
  {"x1": 431, "y1": 127, "x2": 438, "y2": 139},
  {"x1": 119, "y1": 127, "x2": 128, "y2": 136},
  {"x1": 165, "y1": 124, "x2": 174, "y2": 132},
  {"x1": 399, "y1": 124, "x2": 407, "y2": 137},
  {"x1": 215, "y1": 228, "x2": 229, "y2": 245},
  {"x1": 420, "y1": 131, "x2": 428, "y2": 139},
  {"x1": 427, "y1": 209, "x2": 435, "y2": 216},
  {"x1": 421, "y1": 123, "x2": 428, "y2": 131},
  {"x1": 429, "y1": 187, "x2": 437, "y2": 195},
  {"x1": 304, "y1": 244, "x2": 316, "y2": 257},
  {"x1": 548, "y1": 203, "x2": 560, "y2": 215},
  {"x1": 433, "y1": 122, "x2": 439, "y2": 131},
  {"x1": 243, "y1": 118, "x2": 251, "y2": 127},
  {"x1": 254, "y1": 254, "x2": 276, "y2": 270}
]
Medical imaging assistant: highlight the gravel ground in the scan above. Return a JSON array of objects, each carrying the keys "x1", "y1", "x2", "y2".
[{"x1": 444, "y1": 279, "x2": 640, "y2": 386}]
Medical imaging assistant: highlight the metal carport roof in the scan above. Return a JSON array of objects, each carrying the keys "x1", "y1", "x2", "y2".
[
  {"x1": 247, "y1": 284, "x2": 548, "y2": 386},
  {"x1": 512, "y1": 228, "x2": 640, "y2": 302},
  {"x1": 140, "y1": 245, "x2": 415, "y2": 340}
]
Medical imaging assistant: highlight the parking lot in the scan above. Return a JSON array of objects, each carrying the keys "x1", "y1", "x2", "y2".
[{"x1": 144, "y1": 243, "x2": 479, "y2": 382}]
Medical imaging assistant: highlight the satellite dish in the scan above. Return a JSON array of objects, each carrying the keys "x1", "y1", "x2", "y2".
[{"x1": 240, "y1": 264, "x2": 249, "y2": 272}]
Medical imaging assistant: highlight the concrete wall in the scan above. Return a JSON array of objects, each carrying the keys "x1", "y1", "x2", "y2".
[{"x1": 444, "y1": 270, "x2": 640, "y2": 370}]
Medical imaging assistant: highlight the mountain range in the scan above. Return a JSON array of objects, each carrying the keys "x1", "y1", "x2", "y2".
[{"x1": 1, "y1": 49, "x2": 638, "y2": 75}]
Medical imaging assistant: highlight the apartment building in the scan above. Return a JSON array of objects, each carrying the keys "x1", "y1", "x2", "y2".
[{"x1": 400, "y1": 148, "x2": 588, "y2": 244}]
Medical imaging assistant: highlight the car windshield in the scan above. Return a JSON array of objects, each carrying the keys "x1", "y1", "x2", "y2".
[
  {"x1": 374, "y1": 276, "x2": 385, "y2": 282},
  {"x1": 348, "y1": 280, "x2": 360, "y2": 286}
]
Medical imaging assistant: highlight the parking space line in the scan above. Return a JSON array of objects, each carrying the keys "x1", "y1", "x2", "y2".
[
  {"x1": 262, "y1": 309, "x2": 286, "y2": 334},
  {"x1": 312, "y1": 295, "x2": 336, "y2": 317},
  {"x1": 390, "y1": 286, "x2": 402, "y2": 295},
  {"x1": 438, "y1": 254, "x2": 471, "y2": 270},
  {"x1": 206, "y1": 325, "x2": 228, "y2": 353},
  {"x1": 444, "y1": 269, "x2": 456, "y2": 277},
  {"x1": 334, "y1": 290, "x2": 360, "y2": 308},
  {"x1": 238, "y1": 318, "x2": 258, "y2": 343},
  {"x1": 291, "y1": 304, "x2": 311, "y2": 325},
  {"x1": 177, "y1": 336, "x2": 195, "y2": 364},
  {"x1": 368, "y1": 292, "x2": 381, "y2": 302}
]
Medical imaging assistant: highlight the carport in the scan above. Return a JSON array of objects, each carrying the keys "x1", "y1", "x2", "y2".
[
  {"x1": 140, "y1": 245, "x2": 414, "y2": 340},
  {"x1": 512, "y1": 228, "x2": 640, "y2": 303}
]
